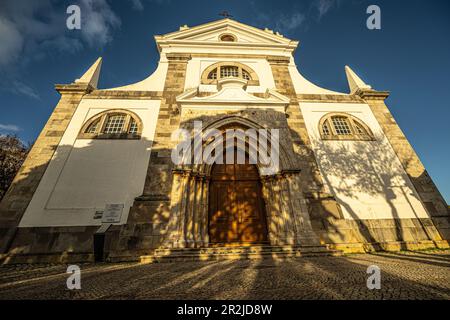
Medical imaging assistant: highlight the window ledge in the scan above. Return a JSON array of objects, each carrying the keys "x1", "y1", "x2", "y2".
[
  {"x1": 202, "y1": 79, "x2": 260, "y2": 86},
  {"x1": 77, "y1": 133, "x2": 141, "y2": 140},
  {"x1": 321, "y1": 135, "x2": 375, "y2": 141}
]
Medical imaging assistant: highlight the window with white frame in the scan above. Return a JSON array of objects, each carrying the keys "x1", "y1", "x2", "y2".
[
  {"x1": 331, "y1": 116, "x2": 352, "y2": 135},
  {"x1": 220, "y1": 66, "x2": 239, "y2": 78},
  {"x1": 319, "y1": 113, "x2": 374, "y2": 141},
  {"x1": 203, "y1": 62, "x2": 258, "y2": 85},
  {"x1": 79, "y1": 110, "x2": 142, "y2": 139},
  {"x1": 103, "y1": 114, "x2": 126, "y2": 134}
]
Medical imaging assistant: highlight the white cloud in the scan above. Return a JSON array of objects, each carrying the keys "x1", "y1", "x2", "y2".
[
  {"x1": 0, "y1": 0, "x2": 121, "y2": 69},
  {"x1": 130, "y1": 0, "x2": 144, "y2": 11},
  {"x1": 278, "y1": 13, "x2": 306, "y2": 31},
  {"x1": 80, "y1": 0, "x2": 121, "y2": 47},
  {"x1": 0, "y1": 124, "x2": 21, "y2": 132},
  {"x1": 0, "y1": 17, "x2": 24, "y2": 67},
  {"x1": 128, "y1": 0, "x2": 171, "y2": 11},
  {"x1": 313, "y1": 0, "x2": 339, "y2": 20},
  {"x1": 0, "y1": 79, "x2": 41, "y2": 100},
  {"x1": 10, "y1": 80, "x2": 40, "y2": 100},
  {"x1": 250, "y1": 0, "x2": 339, "y2": 35}
]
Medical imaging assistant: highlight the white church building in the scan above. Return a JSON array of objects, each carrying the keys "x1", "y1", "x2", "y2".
[{"x1": 0, "y1": 19, "x2": 448, "y2": 263}]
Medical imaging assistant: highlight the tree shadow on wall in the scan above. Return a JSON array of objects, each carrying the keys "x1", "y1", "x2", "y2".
[{"x1": 312, "y1": 133, "x2": 447, "y2": 248}]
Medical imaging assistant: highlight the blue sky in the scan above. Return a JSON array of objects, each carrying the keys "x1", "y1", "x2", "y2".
[{"x1": 0, "y1": 0, "x2": 449, "y2": 202}]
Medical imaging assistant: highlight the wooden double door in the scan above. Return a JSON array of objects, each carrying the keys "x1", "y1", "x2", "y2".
[{"x1": 208, "y1": 162, "x2": 268, "y2": 244}]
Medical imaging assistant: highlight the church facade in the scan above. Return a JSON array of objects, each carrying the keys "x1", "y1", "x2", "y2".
[{"x1": 1, "y1": 19, "x2": 448, "y2": 263}]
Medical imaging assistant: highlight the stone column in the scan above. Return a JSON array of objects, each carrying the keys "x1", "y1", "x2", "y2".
[
  {"x1": 268, "y1": 175, "x2": 284, "y2": 245},
  {"x1": 284, "y1": 171, "x2": 321, "y2": 245},
  {"x1": 261, "y1": 173, "x2": 294, "y2": 245},
  {"x1": 182, "y1": 173, "x2": 196, "y2": 248},
  {"x1": 200, "y1": 176, "x2": 210, "y2": 246},
  {"x1": 277, "y1": 174, "x2": 296, "y2": 245},
  {"x1": 192, "y1": 174, "x2": 206, "y2": 247},
  {"x1": 164, "y1": 170, "x2": 185, "y2": 247},
  {"x1": 174, "y1": 171, "x2": 191, "y2": 248},
  {"x1": 261, "y1": 175, "x2": 280, "y2": 245}
]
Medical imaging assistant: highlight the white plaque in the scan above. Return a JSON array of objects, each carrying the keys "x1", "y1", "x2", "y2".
[{"x1": 102, "y1": 204, "x2": 124, "y2": 223}]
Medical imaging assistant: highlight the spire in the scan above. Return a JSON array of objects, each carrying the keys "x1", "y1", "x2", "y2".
[
  {"x1": 345, "y1": 65, "x2": 371, "y2": 94},
  {"x1": 75, "y1": 57, "x2": 102, "y2": 89}
]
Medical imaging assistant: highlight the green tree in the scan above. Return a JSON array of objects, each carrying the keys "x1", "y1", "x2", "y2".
[{"x1": 0, "y1": 135, "x2": 30, "y2": 201}]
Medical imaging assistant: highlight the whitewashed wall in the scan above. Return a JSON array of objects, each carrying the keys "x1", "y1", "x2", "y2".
[
  {"x1": 19, "y1": 98, "x2": 161, "y2": 227},
  {"x1": 301, "y1": 102, "x2": 430, "y2": 220}
]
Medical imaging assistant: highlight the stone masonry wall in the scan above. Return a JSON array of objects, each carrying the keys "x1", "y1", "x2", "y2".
[
  {"x1": 106, "y1": 54, "x2": 191, "y2": 260},
  {"x1": 267, "y1": 56, "x2": 326, "y2": 194}
]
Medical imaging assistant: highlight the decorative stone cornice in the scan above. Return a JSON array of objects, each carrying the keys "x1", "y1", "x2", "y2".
[
  {"x1": 304, "y1": 191, "x2": 336, "y2": 200},
  {"x1": 176, "y1": 85, "x2": 290, "y2": 111},
  {"x1": 166, "y1": 53, "x2": 192, "y2": 62},
  {"x1": 261, "y1": 169, "x2": 301, "y2": 181},
  {"x1": 297, "y1": 94, "x2": 364, "y2": 104},
  {"x1": 55, "y1": 83, "x2": 94, "y2": 94},
  {"x1": 355, "y1": 88, "x2": 390, "y2": 100},
  {"x1": 281, "y1": 169, "x2": 302, "y2": 176},
  {"x1": 266, "y1": 55, "x2": 291, "y2": 65},
  {"x1": 172, "y1": 168, "x2": 186, "y2": 175},
  {"x1": 85, "y1": 90, "x2": 163, "y2": 100},
  {"x1": 135, "y1": 194, "x2": 170, "y2": 201}
]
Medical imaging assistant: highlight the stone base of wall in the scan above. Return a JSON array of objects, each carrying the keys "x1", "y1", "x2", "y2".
[
  {"x1": 1, "y1": 226, "x2": 98, "y2": 265},
  {"x1": 0, "y1": 252, "x2": 94, "y2": 264},
  {"x1": 311, "y1": 216, "x2": 450, "y2": 253},
  {"x1": 431, "y1": 216, "x2": 450, "y2": 240},
  {"x1": 328, "y1": 240, "x2": 449, "y2": 254},
  {"x1": 104, "y1": 199, "x2": 169, "y2": 261},
  {"x1": 2, "y1": 217, "x2": 449, "y2": 264}
]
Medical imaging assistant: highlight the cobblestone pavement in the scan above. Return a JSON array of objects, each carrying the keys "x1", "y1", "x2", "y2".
[{"x1": 0, "y1": 250, "x2": 449, "y2": 300}]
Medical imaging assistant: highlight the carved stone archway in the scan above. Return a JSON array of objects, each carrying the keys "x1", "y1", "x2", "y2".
[{"x1": 162, "y1": 118, "x2": 320, "y2": 248}]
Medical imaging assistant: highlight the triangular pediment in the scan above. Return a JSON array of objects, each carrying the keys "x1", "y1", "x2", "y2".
[{"x1": 156, "y1": 18, "x2": 297, "y2": 47}]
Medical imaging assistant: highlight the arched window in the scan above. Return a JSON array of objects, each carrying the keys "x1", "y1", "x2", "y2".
[
  {"x1": 201, "y1": 62, "x2": 260, "y2": 85},
  {"x1": 319, "y1": 113, "x2": 374, "y2": 141},
  {"x1": 79, "y1": 110, "x2": 142, "y2": 139}
]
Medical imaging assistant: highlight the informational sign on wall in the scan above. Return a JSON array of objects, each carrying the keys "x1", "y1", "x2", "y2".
[
  {"x1": 93, "y1": 210, "x2": 103, "y2": 220},
  {"x1": 101, "y1": 204, "x2": 124, "y2": 223}
]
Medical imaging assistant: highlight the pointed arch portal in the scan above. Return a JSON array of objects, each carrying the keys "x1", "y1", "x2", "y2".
[{"x1": 164, "y1": 117, "x2": 321, "y2": 249}]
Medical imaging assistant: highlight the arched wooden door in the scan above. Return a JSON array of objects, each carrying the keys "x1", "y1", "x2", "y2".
[{"x1": 208, "y1": 162, "x2": 269, "y2": 245}]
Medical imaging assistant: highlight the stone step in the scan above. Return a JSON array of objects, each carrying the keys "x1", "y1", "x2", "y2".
[
  {"x1": 154, "y1": 245, "x2": 328, "y2": 255},
  {"x1": 140, "y1": 245, "x2": 342, "y2": 264}
]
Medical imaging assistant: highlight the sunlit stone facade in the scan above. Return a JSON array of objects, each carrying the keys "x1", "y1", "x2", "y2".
[{"x1": 0, "y1": 19, "x2": 448, "y2": 263}]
